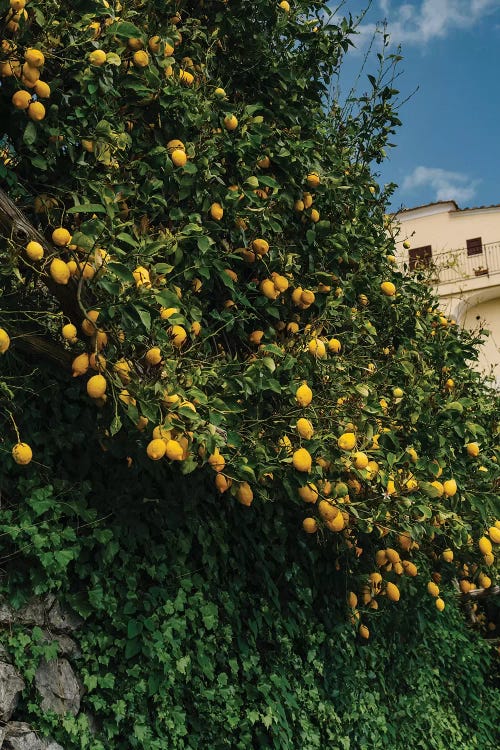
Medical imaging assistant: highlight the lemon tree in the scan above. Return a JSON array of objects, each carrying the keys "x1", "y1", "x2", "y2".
[{"x1": 0, "y1": 2, "x2": 499, "y2": 746}]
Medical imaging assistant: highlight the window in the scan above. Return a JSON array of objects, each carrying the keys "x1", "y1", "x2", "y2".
[
  {"x1": 409, "y1": 245, "x2": 432, "y2": 271},
  {"x1": 466, "y1": 237, "x2": 482, "y2": 256}
]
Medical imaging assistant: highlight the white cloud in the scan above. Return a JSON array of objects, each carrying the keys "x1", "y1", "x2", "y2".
[
  {"x1": 356, "y1": 0, "x2": 499, "y2": 46},
  {"x1": 401, "y1": 166, "x2": 480, "y2": 204}
]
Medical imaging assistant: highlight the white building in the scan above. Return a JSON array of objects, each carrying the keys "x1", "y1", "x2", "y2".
[{"x1": 392, "y1": 200, "x2": 500, "y2": 380}]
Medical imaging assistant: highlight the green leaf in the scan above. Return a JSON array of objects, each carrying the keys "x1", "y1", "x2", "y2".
[
  {"x1": 107, "y1": 262, "x2": 134, "y2": 283},
  {"x1": 67, "y1": 204, "x2": 106, "y2": 214},
  {"x1": 23, "y1": 122, "x2": 37, "y2": 146},
  {"x1": 110, "y1": 21, "x2": 144, "y2": 38}
]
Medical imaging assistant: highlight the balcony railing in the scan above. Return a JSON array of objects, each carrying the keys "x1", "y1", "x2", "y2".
[{"x1": 406, "y1": 241, "x2": 500, "y2": 287}]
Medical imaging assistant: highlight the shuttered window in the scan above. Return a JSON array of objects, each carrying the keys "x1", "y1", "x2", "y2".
[
  {"x1": 409, "y1": 245, "x2": 432, "y2": 271},
  {"x1": 466, "y1": 237, "x2": 482, "y2": 256}
]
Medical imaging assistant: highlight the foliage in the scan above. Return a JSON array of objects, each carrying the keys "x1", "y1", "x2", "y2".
[{"x1": 0, "y1": 0, "x2": 499, "y2": 747}]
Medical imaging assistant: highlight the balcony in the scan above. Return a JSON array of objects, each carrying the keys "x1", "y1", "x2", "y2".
[{"x1": 405, "y1": 240, "x2": 500, "y2": 289}]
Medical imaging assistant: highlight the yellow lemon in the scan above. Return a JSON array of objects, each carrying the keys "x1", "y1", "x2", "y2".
[
  {"x1": 236, "y1": 481, "x2": 253, "y2": 506},
  {"x1": 52, "y1": 227, "x2": 71, "y2": 246},
  {"x1": 338, "y1": 432, "x2": 356, "y2": 451},
  {"x1": 328, "y1": 338, "x2": 341, "y2": 353},
  {"x1": 89, "y1": 49, "x2": 107, "y2": 66},
  {"x1": 165, "y1": 439, "x2": 184, "y2": 461},
  {"x1": 72, "y1": 352, "x2": 89, "y2": 377},
  {"x1": 171, "y1": 148, "x2": 187, "y2": 167},
  {"x1": 298, "y1": 483, "x2": 318, "y2": 503},
  {"x1": 208, "y1": 449, "x2": 226, "y2": 473},
  {"x1": 353, "y1": 452, "x2": 368, "y2": 470},
  {"x1": 132, "y1": 50, "x2": 149, "y2": 67},
  {"x1": 466, "y1": 442, "x2": 479, "y2": 457},
  {"x1": 210, "y1": 202, "x2": 223, "y2": 220},
  {"x1": 488, "y1": 526, "x2": 500, "y2": 544},
  {"x1": 442, "y1": 549, "x2": 453, "y2": 563},
  {"x1": 386, "y1": 582, "x2": 400, "y2": 602},
  {"x1": 145, "y1": 347, "x2": 162, "y2": 365},
  {"x1": 169, "y1": 325, "x2": 187, "y2": 348},
  {"x1": 380, "y1": 281, "x2": 396, "y2": 296},
  {"x1": 306, "y1": 172, "x2": 320, "y2": 188},
  {"x1": 86, "y1": 374, "x2": 107, "y2": 399},
  {"x1": 147, "y1": 439, "x2": 167, "y2": 461},
  {"x1": 296, "y1": 418, "x2": 314, "y2": 440},
  {"x1": 479, "y1": 536, "x2": 492, "y2": 555},
  {"x1": 308, "y1": 338, "x2": 326, "y2": 359},
  {"x1": 292, "y1": 448, "x2": 312, "y2": 472},
  {"x1": 215, "y1": 474, "x2": 232, "y2": 493},
  {"x1": 435, "y1": 598, "x2": 445, "y2": 612},
  {"x1": 223, "y1": 114, "x2": 238, "y2": 131},
  {"x1": 25, "y1": 240, "x2": 44, "y2": 260},
  {"x1": 302, "y1": 517, "x2": 318, "y2": 533},
  {"x1": 12, "y1": 442, "x2": 32, "y2": 465},
  {"x1": 296, "y1": 382, "x2": 312, "y2": 407},
  {"x1": 442, "y1": 478, "x2": 457, "y2": 497},
  {"x1": 0, "y1": 329, "x2": 10, "y2": 354}
]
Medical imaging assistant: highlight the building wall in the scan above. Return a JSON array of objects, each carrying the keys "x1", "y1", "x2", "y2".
[
  {"x1": 392, "y1": 203, "x2": 500, "y2": 383},
  {"x1": 462, "y1": 298, "x2": 500, "y2": 381},
  {"x1": 395, "y1": 203, "x2": 500, "y2": 256}
]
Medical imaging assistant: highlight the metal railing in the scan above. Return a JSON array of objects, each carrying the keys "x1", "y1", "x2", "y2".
[{"x1": 406, "y1": 241, "x2": 500, "y2": 286}]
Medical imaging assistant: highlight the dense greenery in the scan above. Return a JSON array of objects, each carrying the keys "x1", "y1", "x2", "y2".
[{"x1": 0, "y1": 0, "x2": 499, "y2": 747}]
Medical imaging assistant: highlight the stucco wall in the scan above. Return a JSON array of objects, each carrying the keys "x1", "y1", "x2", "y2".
[{"x1": 462, "y1": 297, "x2": 500, "y2": 382}]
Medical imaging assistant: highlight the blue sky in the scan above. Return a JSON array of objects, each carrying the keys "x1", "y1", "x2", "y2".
[{"x1": 335, "y1": 0, "x2": 500, "y2": 210}]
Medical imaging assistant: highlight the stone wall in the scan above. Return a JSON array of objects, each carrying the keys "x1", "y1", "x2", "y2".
[{"x1": 0, "y1": 596, "x2": 85, "y2": 750}]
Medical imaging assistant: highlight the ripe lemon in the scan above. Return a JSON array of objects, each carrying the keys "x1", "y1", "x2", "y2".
[
  {"x1": 326, "y1": 512, "x2": 345, "y2": 532},
  {"x1": 171, "y1": 148, "x2": 187, "y2": 167},
  {"x1": 442, "y1": 478, "x2": 457, "y2": 497},
  {"x1": 488, "y1": 526, "x2": 500, "y2": 544},
  {"x1": 12, "y1": 89, "x2": 31, "y2": 109},
  {"x1": 348, "y1": 592, "x2": 357, "y2": 608},
  {"x1": 353, "y1": 451, "x2": 368, "y2": 470},
  {"x1": 208, "y1": 449, "x2": 225, "y2": 473},
  {"x1": 148, "y1": 35, "x2": 161, "y2": 53},
  {"x1": 479, "y1": 536, "x2": 492, "y2": 555},
  {"x1": 133, "y1": 50, "x2": 149, "y2": 67},
  {"x1": 145, "y1": 347, "x2": 162, "y2": 365},
  {"x1": 164, "y1": 42, "x2": 174, "y2": 57},
  {"x1": 249, "y1": 330, "x2": 264, "y2": 345},
  {"x1": 328, "y1": 338, "x2": 341, "y2": 353},
  {"x1": 0, "y1": 328, "x2": 11, "y2": 354},
  {"x1": 292, "y1": 447, "x2": 312, "y2": 472},
  {"x1": 308, "y1": 338, "x2": 326, "y2": 359},
  {"x1": 236, "y1": 481, "x2": 253, "y2": 506},
  {"x1": 223, "y1": 114, "x2": 238, "y2": 131},
  {"x1": 133, "y1": 266, "x2": 150, "y2": 287},
  {"x1": 441, "y1": 549, "x2": 453, "y2": 563},
  {"x1": 279, "y1": 0, "x2": 291, "y2": 11},
  {"x1": 215, "y1": 474, "x2": 232, "y2": 493},
  {"x1": 86, "y1": 374, "x2": 106, "y2": 399},
  {"x1": 301, "y1": 289, "x2": 315, "y2": 306},
  {"x1": 296, "y1": 418, "x2": 314, "y2": 440},
  {"x1": 24, "y1": 48, "x2": 44, "y2": 67},
  {"x1": 393, "y1": 387, "x2": 404, "y2": 398},
  {"x1": 430, "y1": 480, "x2": 444, "y2": 497},
  {"x1": 169, "y1": 325, "x2": 187, "y2": 347},
  {"x1": 298, "y1": 483, "x2": 318, "y2": 503},
  {"x1": 435, "y1": 598, "x2": 445, "y2": 612},
  {"x1": 260, "y1": 279, "x2": 279, "y2": 299},
  {"x1": 252, "y1": 238, "x2": 269, "y2": 256},
  {"x1": 306, "y1": 172, "x2": 320, "y2": 188},
  {"x1": 427, "y1": 581, "x2": 439, "y2": 596},
  {"x1": 386, "y1": 582, "x2": 400, "y2": 602},
  {"x1": 385, "y1": 548, "x2": 400, "y2": 564},
  {"x1": 214, "y1": 86, "x2": 226, "y2": 98},
  {"x1": 147, "y1": 438, "x2": 167, "y2": 461},
  {"x1": 359, "y1": 624, "x2": 369, "y2": 639},
  {"x1": 318, "y1": 500, "x2": 338, "y2": 521},
  {"x1": 165, "y1": 439, "x2": 184, "y2": 461},
  {"x1": 89, "y1": 49, "x2": 107, "y2": 66},
  {"x1": 380, "y1": 281, "x2": 396, "y2": 296},
  {"x1": 128, "y1": 37, "x2": 144, "y2": 50},
  {"x1": 28, "y1": 101, "x2": 45, "y2": 121},
  {"x1": 402, "y1": 561, "x2": 417, "y2": 577},
  {"x1": 50, "y1": 258, "x2": 70, "y2": 285},
  {"x1": 62, "y1": 323, "x2": 77, "y2": 341},
  {"x1": 302, "y1": 517, "x2": 318, "y2": 534},
  {"x1": 81, "y1": 310, "x2": 99, "y2": 336},
  {"x1": 191, "y1": 321, "x2": 201, "y2": 336},
  {"x1": 72, "y1": 352, "x2": 89, "y2": 377},
  {"x1": 52, "y1": 227, "x2": 71, "y2": 246},
  {"x1": 12, "y1": 442, "x2": 32, "y2": 465},
  {"x1": 338, "y1": 432, "x2": 356, "y2": 451},
  {"x1": 210, "y1": 202, "x2": 223, "y2": 220},
  {"x1": 296, "y1": 382, "x2": 312, "y2": 407},
  {"x1": 466, "y1": 442, "x2": 479, "y2": 457},
  {"x1": 179, "y1": 69, "x2": 194, "y2": 85},
  {"x1": 25, "y1": 240, "x2": 44, "y2": 260}
]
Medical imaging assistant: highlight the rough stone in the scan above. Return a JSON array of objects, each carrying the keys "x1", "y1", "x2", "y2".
[
  {"x1": 0, "y1": 662, "x2": 25, "y2": 721},
  {"x1": 46, "y1": 602, "x2": 82, "y2": 633},
  {"x1": 0, "y1": 598, "x2": 47, "y2": 628},
  {"x1": 2, "y1": 721, "x2": 64, "y2": 750},
  {"x1": 39, "y1": 632, "x2": 80, "y2": 659},
  {"x1": 34, "y1": 659, "x2": 82, "y2": 716}
]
